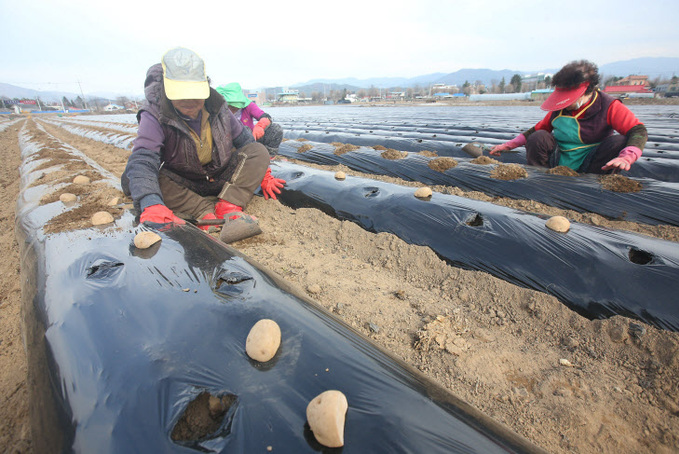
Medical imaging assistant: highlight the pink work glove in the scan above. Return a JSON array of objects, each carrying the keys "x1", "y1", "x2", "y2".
[
  {"x1": 140, "y1": 204, "x2": 185, "y2": 225},
  {"x1": 252, "y1": 117, "x2": 271, "y2": 140},
  {"x1": 261, "y1": 168, "x2": 286, "y2": 200},
  {"x1": 602, "y1": 146, "x2": 641, "y2": 172},
  {"x1": 489, "y1": 134, "x2": 527, "y2": 156}
]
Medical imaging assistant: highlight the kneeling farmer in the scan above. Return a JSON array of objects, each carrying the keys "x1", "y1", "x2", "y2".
[
  {"x1": 490, "y1": 59, "x2": 647, "y2": 174},
  {"x1": 122, "y1": 47, "x2": 285, "y2": 242}
]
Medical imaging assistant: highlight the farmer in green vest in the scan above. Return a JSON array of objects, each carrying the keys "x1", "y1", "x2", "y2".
[{"x1": 490, "y1": 60, "x2": 647, "y2": 173}]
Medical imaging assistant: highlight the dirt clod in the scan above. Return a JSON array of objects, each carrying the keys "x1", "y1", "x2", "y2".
[
  {"x1": 470, "y1": 156, "x2": 499, "y2": 165},
  {"x1": 428, "y1": 157, "x2": 458, "y2": 172},
  {"x1": 333, "y1": 143, "x2": 360, "y2": 155},
  {"x1": 490, "y1": 163, "x2": 528, "y2": 180},
  {"x1": 600, "y1": 174, "x2": 643, "y2": 192},
  {"x1": 380, "y1": 149, "x2": 408, "y2": 160},
  {"x1": 547, "y1": 166, "x2": 580, "y2": 176}
]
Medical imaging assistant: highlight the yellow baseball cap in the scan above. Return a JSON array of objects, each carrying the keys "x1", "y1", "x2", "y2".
[{"x1": 161, "y1": 47, "x2": 210, "y2": 100}]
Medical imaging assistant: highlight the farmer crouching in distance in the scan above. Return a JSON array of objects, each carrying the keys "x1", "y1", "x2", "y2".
[
  {"x1": 490, "y1": 60, "x2": 647, "y2": 174},
  {"x1": 216, "y1": 82, "x2": 284, "y2": 156},
  {"x1": 121, "y1": 47, "x2": 286, "y2": 242}
]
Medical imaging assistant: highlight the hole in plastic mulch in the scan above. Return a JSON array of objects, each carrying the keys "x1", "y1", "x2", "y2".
[
  {"x1": 215, "y1": 271, "x2": 254, "y2": 297},
  {"x1": 465, "y1": 213, "x2": 484, "y2": 227},
  {"x1": 171, "y1": 391, "x2": 238, "y2": 447},
  {"x1": 287, "y1": 171, "x2": 305, "y2": 181},
  {"x1": 628, "y1": 247, "x2": 654, "y2": 265},
  {"x1": 86, "y1": 261, "x2": 124, "y2": 279},
  {"x1": 363, "y1": 187, "x2": 380, "y2": 198}
]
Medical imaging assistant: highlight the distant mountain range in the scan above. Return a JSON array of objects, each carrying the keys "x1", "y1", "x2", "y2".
[
  {"x1": 2, "y1": 57, "x2": 677, "y2": 104},
  {"x1": 0, "y1": 82, "x2": 121, "y2": 106},
  {"x1": 292, "y1": 70, "x2": 528, "y2": 92},
  {"x1": 290, "y1": 58, "x2": 679, "y2": 93}
]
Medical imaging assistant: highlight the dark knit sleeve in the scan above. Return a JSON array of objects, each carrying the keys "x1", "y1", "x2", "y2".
[
  {"x1": 625, "y1": 123, "x2": 648, "y2": 151},
  {"x1": 121, "y1": 147, "x2": 163, "y2": 211}
]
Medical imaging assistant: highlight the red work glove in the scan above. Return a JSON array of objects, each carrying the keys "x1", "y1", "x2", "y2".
[
  {"x1": 252, "y1": 117, "x2": 271, "y2": 140},
  {"x1": 602, "y1": 146, "x2": 641, "y2": 172},
  {"x1": 261, "y1": 167, "x2": 286, "y2": 200},
  {"x1": 139, "y1": 204, "x2": 185, "y2": 225},
  {"x1": 489, "y1": 134, "x2": 527, "y2": 156},
  {"x1": 214, "y1": 199, "x2": 242, "y2": 219}
]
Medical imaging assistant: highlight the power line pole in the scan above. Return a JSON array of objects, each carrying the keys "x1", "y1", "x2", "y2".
[{"x1": 77, "y1": 80, "x2": 89, "y2": 110}]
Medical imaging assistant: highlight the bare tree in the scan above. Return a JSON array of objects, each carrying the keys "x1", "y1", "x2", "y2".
[{"x1": 115, "y1": 96, "x2": 130, "y2": 108}]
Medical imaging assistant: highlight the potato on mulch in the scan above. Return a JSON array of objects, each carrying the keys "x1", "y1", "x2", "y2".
[
  {"x1": 245, "y1": 319, "x2": 281, "y2": 362},
  {"x1": 306, "y1": 390, "x2": 348, "y2": 448}
]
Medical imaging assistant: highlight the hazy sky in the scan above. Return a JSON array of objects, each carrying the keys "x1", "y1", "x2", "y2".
[{"x1": 2, "y1": 0, "x2": 678, "y2": 97}]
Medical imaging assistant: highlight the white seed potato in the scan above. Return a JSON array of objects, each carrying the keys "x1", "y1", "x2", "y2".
[
  {"x1": 414, "y1": 187, "x2": 433, "y2": 198},
  {"x1": 334, "y1": 171, "x2": 346, "y2": 180},
  {"x1": 107, "y1": 197, "x2": 120, "y2": 206},
  {"x1": 59, "y1": 193, "x2": 77, "y2": 203},
  {"x1": 73, "y1": 175, "x2": 90, "y2": 185},
  {"x1": 306, "y1": 390, "x2": 348, "y2": 448},
  {"x1": 245, "y1": 319, "x2": 281, "y2": 362},
  {"x1": 91, "y1": 211, "x2": 114, "y2": 226},
  {"x1": 134, "y1": 231, "x2": 162, "y2": 249},
  {"x1": 546, "y1": 216, "x2": 571, "y2": 233}
]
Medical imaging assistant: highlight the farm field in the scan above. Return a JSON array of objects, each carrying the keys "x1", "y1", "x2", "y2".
[{"x1": 1, "y1": 104, "x2": 678, "y2": 453}]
